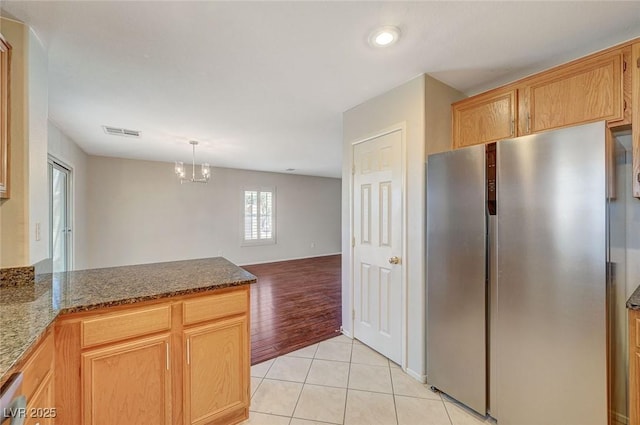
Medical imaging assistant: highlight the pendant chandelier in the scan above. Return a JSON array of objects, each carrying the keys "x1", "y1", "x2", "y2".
[{"x1": 175, "y1": 141, "x2": 210, "y2": 184}]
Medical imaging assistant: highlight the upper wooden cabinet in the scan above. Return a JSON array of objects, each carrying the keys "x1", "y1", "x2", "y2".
[
  {"x1": 0, "y1": 35, "x2": 10, "y2": 199},
  {"x1": 521, "y1": 49, "x2": 626, "y2": 135},
  {"x1": 451, "y1": 43, "x2": 633, "y2": 151},
  {"x1": 452, "y1": 88, "x2": 516, "y2": 149}
]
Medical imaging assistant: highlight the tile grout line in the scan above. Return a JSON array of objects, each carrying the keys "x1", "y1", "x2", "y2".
[
  {"x1": 388, "y1": 358, "x2": 400, "y2": 425},
  {"x1": 338, "y1": 338, "x2": 355, "y2": 425},
  {"x1": 289, "y1": 342, "x2": 322, "y2": 423},
  {"x1": 442, "y1": 397, "x2": 455, "y2": 425}
]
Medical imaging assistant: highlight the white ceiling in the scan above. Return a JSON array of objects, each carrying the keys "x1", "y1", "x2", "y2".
[{"x1": 2, "y1": 1, "x2": 640, "y2": 178}]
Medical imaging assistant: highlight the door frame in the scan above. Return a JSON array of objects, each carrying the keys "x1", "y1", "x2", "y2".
[
  {"x1": 349, "y1": 122, "x2": 408, "y2": 368},
  {"x1": 48, "y1": 155, "x2": 73, "y2": 272}
]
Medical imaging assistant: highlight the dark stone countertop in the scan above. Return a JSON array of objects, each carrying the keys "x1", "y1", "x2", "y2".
[
  {"x1": 0, "y1": 257, "x2": 256, "y2": 385},
  {"x1": 627, "y1": 284, "x2": 640, "y2": 310}
]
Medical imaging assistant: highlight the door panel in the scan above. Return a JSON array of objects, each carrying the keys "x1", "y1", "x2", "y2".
[
  {"x1": 496, "y1": 122, "x2": 607, "y2": 425},
  {"x1": 49, "y1": 160, "x2": 71, "y2": 272},
  {"x1": 81, "y1": 334, "x2": 172, "y2": 425},
  {"x1": 353, "y1": 130, "x2": 402, "y2": 364},
  {"x1": 426, "y1": 144, "x2": 487, "y2": 414},
  {"x1": 183, "y1": 316, "x2": 249, "y2": 425}
]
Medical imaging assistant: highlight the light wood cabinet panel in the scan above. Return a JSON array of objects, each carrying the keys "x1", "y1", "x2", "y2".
[
  {"x1": 21, "y1": 331, "x2": 54, "y2": 401},
  {"x1": 522, "y1": 50, "x2": 624, "y2": 134},
  {"x1": 632, "y1": 42, "x2": 640, "y2": 198},
  {"x1": 17, "y1": 330, "x2": 56, "y2": 425},
  {"x1": 25, "y1": 371, "x2": 54, "y2": 425},
  {"x1": 452, "y1": 88, "x2": 516, "y2": 148},
  {"x1": 0, "y1": 35, "x2": 10, "y2": 199},
  {"x1": 630, "y1": 310, "x2": 640, "y2": 425},
  {"x1": 82, "y1": 333, "x2": 172, "y2": 425},
  {"x1": 183, "y1": 316, "x2": 249, "y2": 425},
  {"x1": 81, "y1": 303, "x2": 171, "y2": 348},
  {"x1": 183, "y1": 289, "x2": 248, "y2": 325}
]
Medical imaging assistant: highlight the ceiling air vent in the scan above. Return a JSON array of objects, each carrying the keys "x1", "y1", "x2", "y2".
[{"x1": 102, "y1": 126, "x2": 141, "y2": 138}]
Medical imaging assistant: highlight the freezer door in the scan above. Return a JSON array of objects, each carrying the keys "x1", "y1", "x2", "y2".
[
  {"x1": 496, "y1": 122, "x2": 607, "y2": 425},
  {"x1": 426, "y1": 144, "x2": 486, "y2": 415}
]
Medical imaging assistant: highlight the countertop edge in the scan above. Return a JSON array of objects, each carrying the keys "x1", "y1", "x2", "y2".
[
  {"x1": 627, "y1": 283, "x2": 640, "y2": 310},
  {"x1": 0, "y1": 317, "x2": 57, "y2": 387},
  {"x1": 58, "y1": 278, "x2": 256, "y2": 314}
]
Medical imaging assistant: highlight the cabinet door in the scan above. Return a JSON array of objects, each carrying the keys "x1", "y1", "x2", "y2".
[
  {"x1": 184, "y1": 316, "x2": 249, "y2": 425},
  {"x1": 82, "y1": 334, "x2": 172, "y2": 425},
  {"x1": 25, "y1": 371, "x2": 54, "y2": 425},
  {"x1": 452, "y1": 89, "x2": 516, "y2": 149},
  {"x1": 525, "y1": 51, "x2": 624, "y2": 134}
]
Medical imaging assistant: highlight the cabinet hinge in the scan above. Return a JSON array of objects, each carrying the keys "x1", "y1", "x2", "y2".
[
  {"x1": 623, "y1": 60, "x2": 627, "y2": 72},
  {"x1": 352, "y1": 236, "x2": 355, "y2": 247},
  {"x1": 637, "y1": 57, "x2": 640, "y2": 69},
  {"x1": 352, "y1": 164, "x2": 355, "y2": 175},
  {"x1": 352, "y1": 309, "x2": 356, "y2": 320}
]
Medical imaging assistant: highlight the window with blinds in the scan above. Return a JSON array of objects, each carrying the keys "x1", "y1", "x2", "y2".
[{"x1": 243, "y1": 188, "x2": 275, "y2": 245}]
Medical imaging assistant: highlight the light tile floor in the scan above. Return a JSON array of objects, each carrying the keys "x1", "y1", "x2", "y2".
[{"x1": 243, "y1": 335, "x2": 496, "y2": 425}]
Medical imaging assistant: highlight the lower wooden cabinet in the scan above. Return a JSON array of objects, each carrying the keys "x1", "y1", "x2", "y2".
[
  {"x1": 184, "y1": 316, "x2": 249, "y2": 425},
  {"x1": 81, "y1": 334, "x2": 172, "y2": 425},
  {"x1": 17, "y1": 329, "x2": 56, "y2": 425},
  {"x1": 54, "y1": 286, "x2": 250, "y2": 425},
  {"x1": 25, "y1": 370, "x2": 54, "y2": 425}
]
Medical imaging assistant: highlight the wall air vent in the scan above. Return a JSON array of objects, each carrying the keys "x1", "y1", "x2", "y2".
[{"x1": 102, "y1": 126, "x2": 141, "y2": 138}]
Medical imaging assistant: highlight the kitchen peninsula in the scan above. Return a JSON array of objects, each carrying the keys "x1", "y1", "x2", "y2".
[{"x1": 0, "y1": 257, "x2": 256, "y2": 425}]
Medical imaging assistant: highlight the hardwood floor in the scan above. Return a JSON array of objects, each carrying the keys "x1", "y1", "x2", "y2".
[{"x1": 243, "y1": 254, "x2": 342, "y2": 365}]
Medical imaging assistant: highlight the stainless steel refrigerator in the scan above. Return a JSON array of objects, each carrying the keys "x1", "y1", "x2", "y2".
[{"x1": 426, "y1": 121, "x2": 618, "y2": 425}]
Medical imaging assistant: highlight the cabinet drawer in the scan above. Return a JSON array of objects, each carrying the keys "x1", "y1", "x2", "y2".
[
  {"x1": 81, "y1": 304, "x2": 171, "y2": 348},
  {"x1": 21, "y1": 331, "x2": 54, "y2": 400},
  {"x1": 183, "y1": 289, "x2": 248, "y2": 325}
]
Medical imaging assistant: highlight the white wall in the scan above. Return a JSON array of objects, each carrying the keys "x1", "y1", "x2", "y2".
[
  {"x1": 83, "y1": 156, "x2": 341, "y2": 269},
  {"x1": 0, "y1": 18, "x2": 28, "y2": 268},
  {"x1": 27, "y1": 26, "x2": 49, "y2": 266},
  {"x1": 342, "y1": 74, "x2": 463, "y2": 379},
  {"x1": 0, "y1": 18, "x2": 49, "y2": 268},
  {"x1": 48, "y1": 122, "x2": 89, "y2": 270}
]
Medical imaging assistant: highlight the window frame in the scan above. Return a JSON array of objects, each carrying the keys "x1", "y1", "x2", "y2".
[{"x1": 241, "y1": 186, "x2": 276, "y2": 246}]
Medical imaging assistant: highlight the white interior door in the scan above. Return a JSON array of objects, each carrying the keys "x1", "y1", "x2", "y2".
[
  {"x1": 352, "y1": 130, "x2": 403, "y2": 364},
  {"x1": 49, "y1": 159, "x2": 71, "y2": 273}
]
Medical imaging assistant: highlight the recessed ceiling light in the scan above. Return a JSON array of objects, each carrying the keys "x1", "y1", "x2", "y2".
[{"x1": 369, "y1": 26, "x2": 401, "y2": 48}]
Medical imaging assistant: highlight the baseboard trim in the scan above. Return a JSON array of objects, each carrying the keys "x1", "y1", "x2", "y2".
[
  {"x1": 238, "y1": 252, "x2": 341, "y2": 267},
  {"x1": 341, "y1": 328, "x2": 353, "y2": 339},
  {"x1": 405, "y1": 368, "x2": 427, "y2": 383}
]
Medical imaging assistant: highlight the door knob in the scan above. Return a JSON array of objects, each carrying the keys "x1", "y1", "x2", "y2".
[{"x1": 388, "y1": 256, "x2": 401, "y2": 265}]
